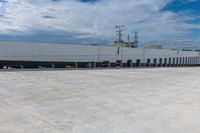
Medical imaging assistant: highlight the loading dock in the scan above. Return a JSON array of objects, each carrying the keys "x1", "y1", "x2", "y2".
[
  {"x1": 164, "y1": 58, "x2": 167, "y2": 67},
  {"x1": 159, "y1": 58, "x2": 162, "y2": 67},
  {"x1": 147, "y1": 59, "x2": 151, "y2": 67},
  {"x1": 127, "y1": 60, "x2": 132, "y2": 67},
  {"x1": 116, "y1": 60, "x2": 122, "y2": 67},
  {"x1": 153, "y1": 58, "x2": 157, "y2": 67},
  {"x1": 0, "y1": 41, "x2": 199, "y2": 69},
  {"x1": 136, "y1": 59, "x2": 141, "y2": 67}
]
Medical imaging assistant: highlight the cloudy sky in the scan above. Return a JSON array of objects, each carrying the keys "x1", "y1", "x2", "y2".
[{"x1": 0, "y1": 0, "x2": 200, "y2": 48}]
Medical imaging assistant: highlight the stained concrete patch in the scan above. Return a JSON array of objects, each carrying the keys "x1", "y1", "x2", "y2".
[
  {"x1": 0, "y1": 68, "x2": 200, "y2": 133},
  {"x1": 0, "y1": 75, "x2": 6, "y2": 80}
]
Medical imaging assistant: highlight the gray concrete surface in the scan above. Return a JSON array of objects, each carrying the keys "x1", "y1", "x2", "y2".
[{"x1": 0, "y1": 68, "x2": 200, "y2": 133}]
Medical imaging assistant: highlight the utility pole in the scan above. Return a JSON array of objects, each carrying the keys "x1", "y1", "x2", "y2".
[
  {"x1": 134, "y1": 32, "x2": 139, "y2": 48},
  {"x1": 127, "y1": 34, "x2": 130, "y2": 47},
  {"x1": 114, "y1": 25, "x2": 125, "y2": 47}
]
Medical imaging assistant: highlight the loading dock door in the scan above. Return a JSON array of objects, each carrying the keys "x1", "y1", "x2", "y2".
[
  {"x1": 127, "y1": 60, "x2": 132, "y2": 67},
  {"x1": 159, "y1": 58, "x2": 162, "y2": 67},
  {"x1": 172, "y1": 58, "x2": 175, "y2": 66},
  {"x1": 164, "y1": 58, "x2": 167, "y2": 66},
  {"x1": 136, "y1": 59, "x2": 141, "y2": 67},
  {"x1": 153, "y1": 59, "x2": 157, "y2": 66},
  {"x1": 147, "y1": 59, "x2": 151, "y2": 66},
  {"x1": 176, "y1": 58, "x2": 179, "y2": 66}
]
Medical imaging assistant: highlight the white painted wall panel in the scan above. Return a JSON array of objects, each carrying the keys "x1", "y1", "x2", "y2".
[
  {"x1": 122, "y1": 48, "x2": 144, "y2": 62},
  {"x1": 98, "y1": 46, "x2": 117, "y2": 62}
]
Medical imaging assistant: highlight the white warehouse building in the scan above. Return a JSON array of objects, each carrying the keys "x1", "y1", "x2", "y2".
[{"x1": 0, "y1": 41, "x2": 199, "y2": 69}]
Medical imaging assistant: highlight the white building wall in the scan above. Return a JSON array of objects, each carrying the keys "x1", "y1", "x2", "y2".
[
  {"x1": 121, "y1": 48, "x2": 144, "y2": 62},
  {"x1": 0, "y1": 41, "x2": 199, "y2": 65},
  {"x1": 98, "y1": 46, "x2": 117, "y2": 62}
]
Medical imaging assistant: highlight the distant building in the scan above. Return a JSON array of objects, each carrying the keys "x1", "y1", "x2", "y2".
[{"x1": 147, "y1": 44, "x2": 162, "y2": 49}]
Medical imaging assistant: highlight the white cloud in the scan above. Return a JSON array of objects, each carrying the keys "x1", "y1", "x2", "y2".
[{"x1": 0, "y1": 0, "x2": 200, "y2": 46}]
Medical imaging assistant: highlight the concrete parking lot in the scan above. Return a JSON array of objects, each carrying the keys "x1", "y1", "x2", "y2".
[{"x1": 0, "y1": 68, "x2": 200, "y2": 133}]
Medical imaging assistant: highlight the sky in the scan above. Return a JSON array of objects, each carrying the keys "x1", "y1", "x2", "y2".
[{"x1": 0, "y1": 0, "x2": 200, "y2": 48}]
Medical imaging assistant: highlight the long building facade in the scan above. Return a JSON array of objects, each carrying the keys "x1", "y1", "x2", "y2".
[{"x1": 0, "y1": 41, "x2": 199, "y2": 69}]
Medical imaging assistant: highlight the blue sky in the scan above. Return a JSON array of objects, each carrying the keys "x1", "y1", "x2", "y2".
[
  {"x1": 0, "y1": 0, "x2": 200, "y2": 48},
  {"x1": 163, "y1": 0, "x2": 200, "y2": 48}
]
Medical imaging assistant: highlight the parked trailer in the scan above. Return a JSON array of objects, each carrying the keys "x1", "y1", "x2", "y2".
[{"x1": 0, "y1": 41, "x2": 199, "y2": 69}]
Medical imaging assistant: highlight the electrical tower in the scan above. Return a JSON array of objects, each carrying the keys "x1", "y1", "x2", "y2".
[{"x1": 113, "y1": 25, "x2": 139, "y2": 48}]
